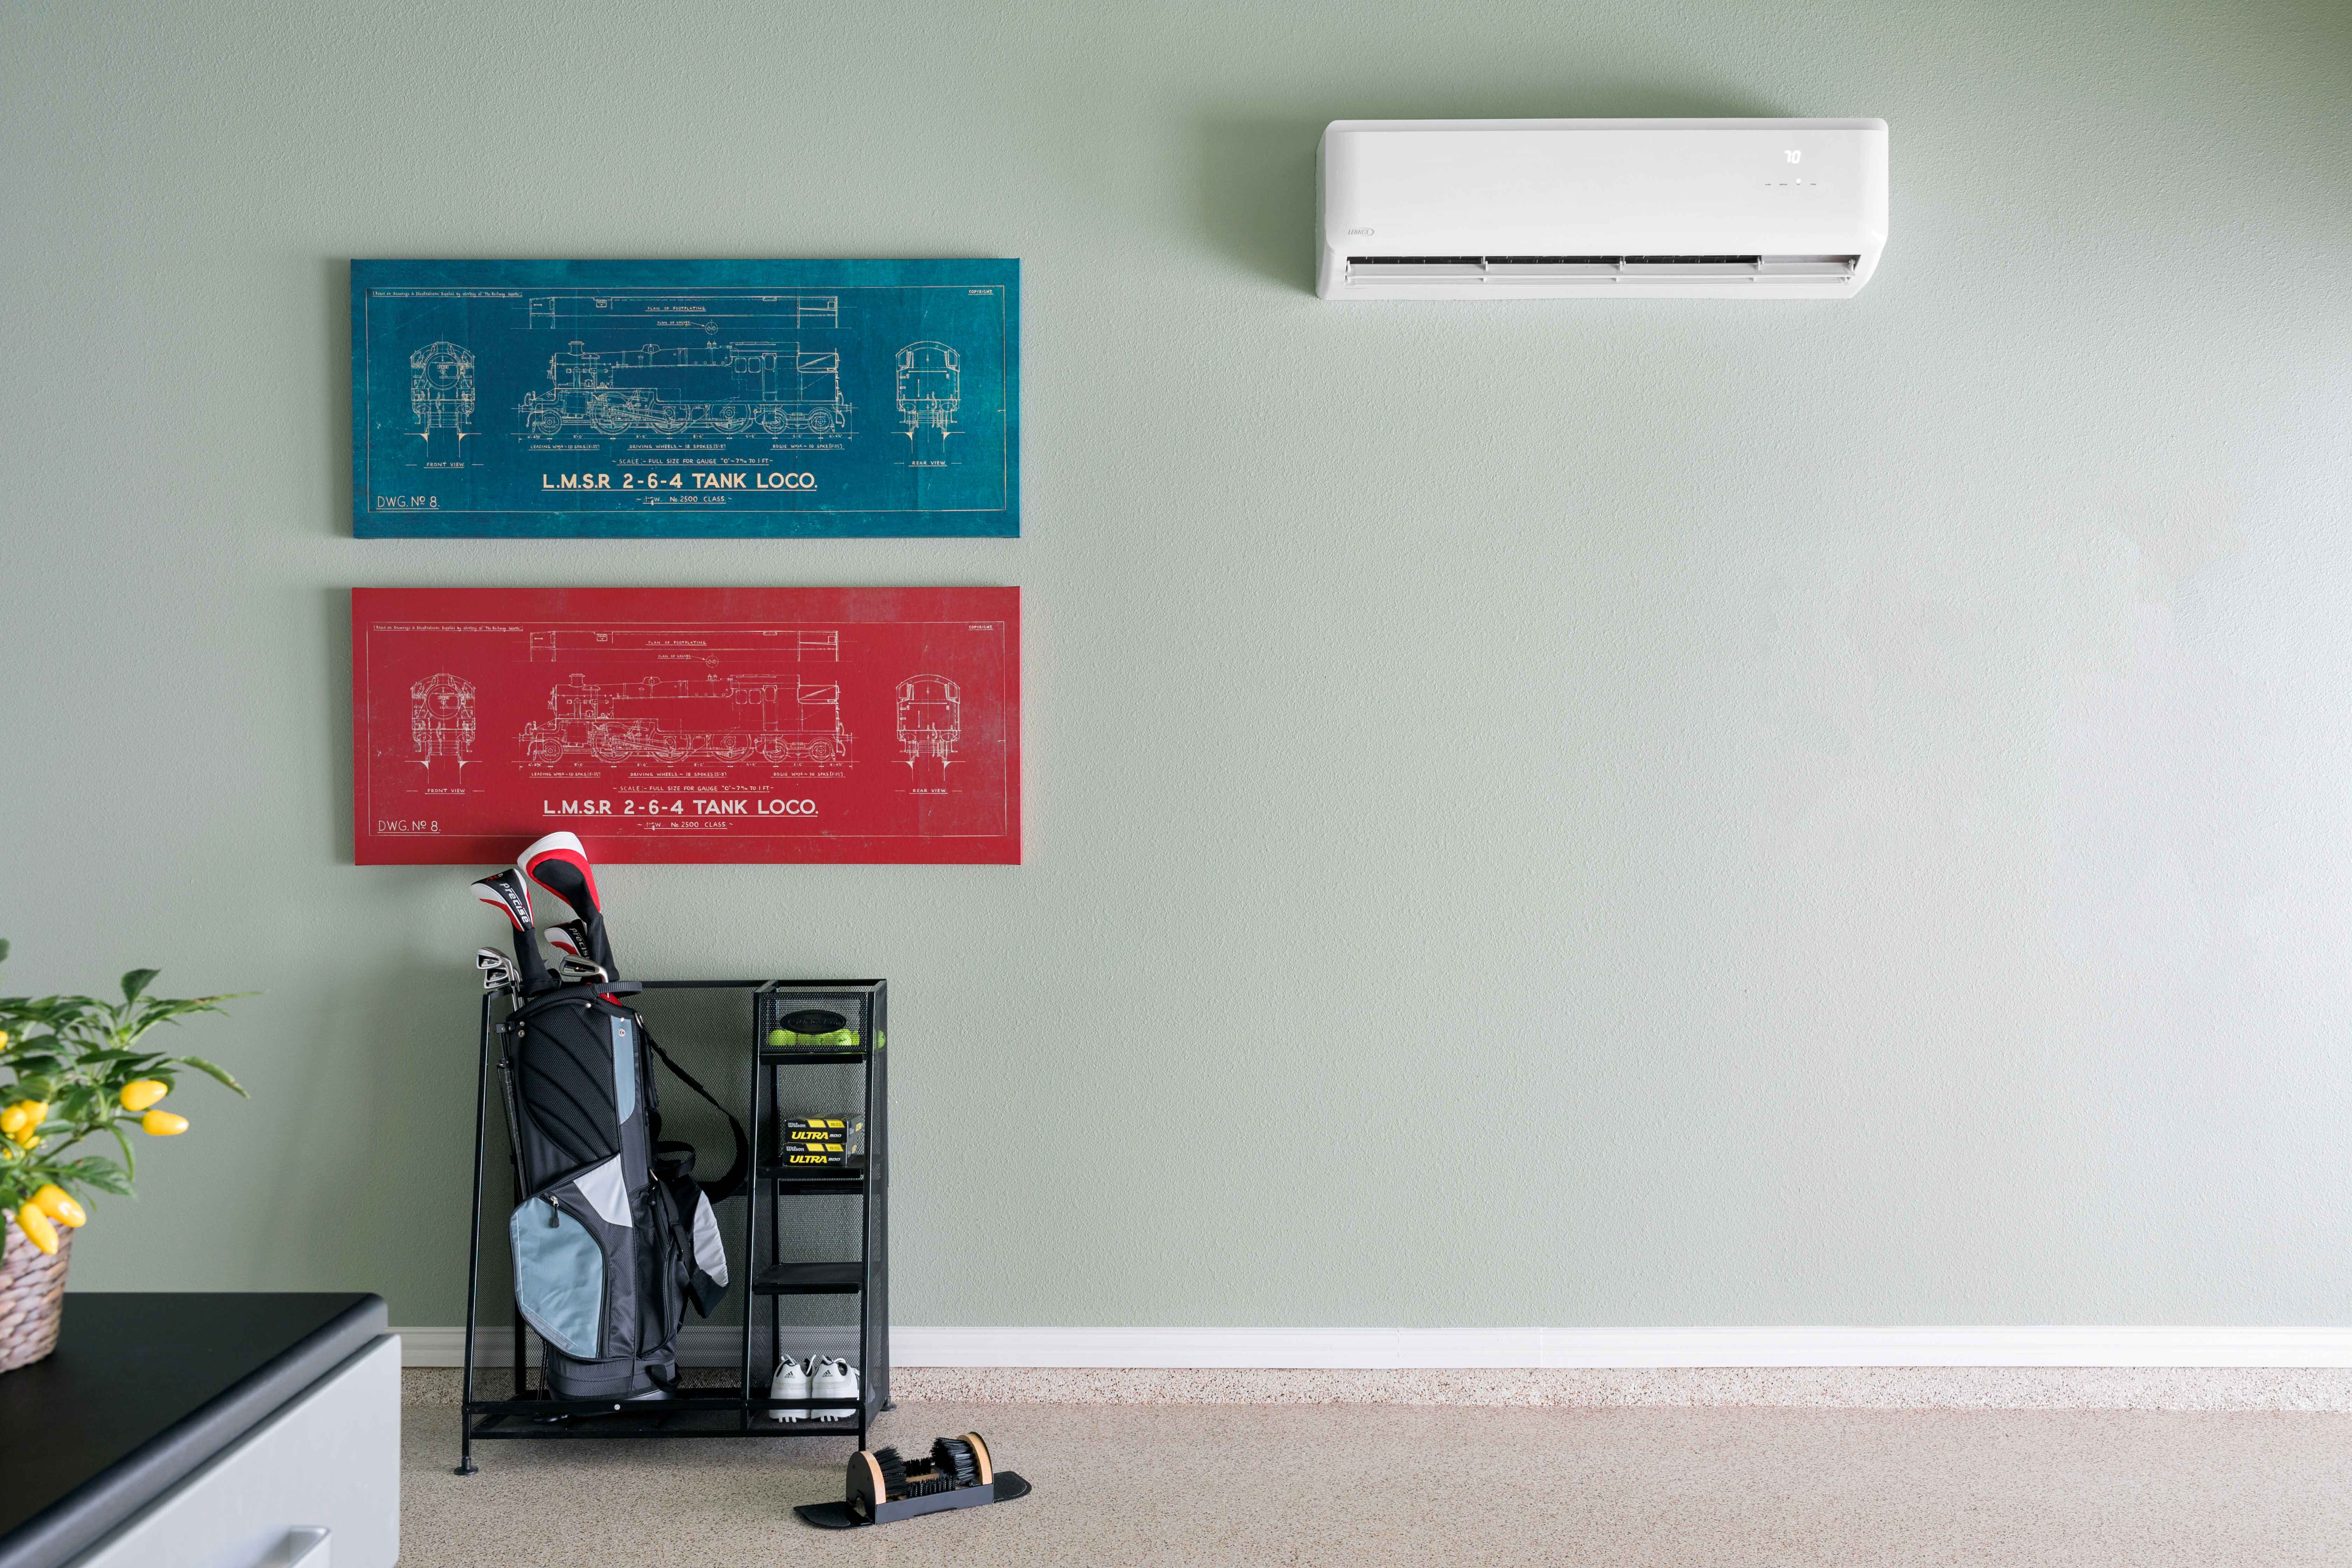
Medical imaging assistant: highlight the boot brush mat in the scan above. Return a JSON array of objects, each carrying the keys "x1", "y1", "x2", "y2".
[{"x1": 797, "y1": 1432, "x2": 1031, "y2": 1528}]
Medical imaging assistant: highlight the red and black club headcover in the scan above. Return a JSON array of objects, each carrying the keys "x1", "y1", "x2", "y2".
[
  {"x1": 467, "y1": 869, "x2": 552, "y2": 995},
  {"x1": 518, "y1": 832, "x2": 617, "y2": 978},
  {"x1": 469, "y1": 869, "x2": 533, "y2": 931}
]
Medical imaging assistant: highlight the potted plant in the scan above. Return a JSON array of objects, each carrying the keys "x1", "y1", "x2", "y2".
[{"x1": 0, "y1": 939, "x2": 247, "y2": 1370}]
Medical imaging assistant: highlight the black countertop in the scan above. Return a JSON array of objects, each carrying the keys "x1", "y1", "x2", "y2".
[{"x1": 0, "y1": 1293, "x2": 387, "y2": 1568}]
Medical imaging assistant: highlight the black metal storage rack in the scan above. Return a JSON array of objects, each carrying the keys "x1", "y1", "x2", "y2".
[{"x1": 456, "y1": 978, "x2": 887, "y2": 1474}]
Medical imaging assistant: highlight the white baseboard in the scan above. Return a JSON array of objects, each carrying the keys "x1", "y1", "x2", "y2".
[{"x1": 394, "y1": 1325, "x2": 2352, "y2": 1370}]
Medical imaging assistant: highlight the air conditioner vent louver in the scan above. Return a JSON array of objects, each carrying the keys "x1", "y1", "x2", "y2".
[
  {"x1": 1376, "y1": 255, "x2": 1765, "y2": 266},
  {"x1": 1343, "y1": 255, "x2": 1858, "y2": 285}
]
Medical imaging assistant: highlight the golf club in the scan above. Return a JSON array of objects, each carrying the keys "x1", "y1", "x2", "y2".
[
  {"x1": 468, "y1": 868, "x2": 553, "y2": 996},
  {"x1": 553, "y1": 954, "x2": 610, "y2": 987},
  {"x1": 476, "y1": 948, "x2": 518, "y2": 996}
]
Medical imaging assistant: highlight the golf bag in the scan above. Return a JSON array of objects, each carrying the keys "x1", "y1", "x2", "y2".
[{"x1": 500, "y1": 984, "x2": 747, "y2": 1400}]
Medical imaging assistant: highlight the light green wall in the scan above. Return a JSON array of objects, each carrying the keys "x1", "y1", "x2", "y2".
[{"x1": 2, "y1": 0, "x2": 2347, "y2": 1329}]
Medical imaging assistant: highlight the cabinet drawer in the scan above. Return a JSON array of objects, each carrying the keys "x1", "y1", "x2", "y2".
[{"x1": 71, "y1": 1336, "x2": 398, "y2": 1568}]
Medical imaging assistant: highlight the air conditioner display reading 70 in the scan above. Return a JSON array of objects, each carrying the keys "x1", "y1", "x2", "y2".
[{"x1": 351, "y1": 587, "x2": 1019, "y2": 864}]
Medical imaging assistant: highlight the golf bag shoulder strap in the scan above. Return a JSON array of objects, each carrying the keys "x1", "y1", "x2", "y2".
[
  {"x1": 637, "y1": 1022, "x2": 749, "y2": 1204},
  {"x1": 504, "y1": 985, "x2": 624, "y2": 1029}
]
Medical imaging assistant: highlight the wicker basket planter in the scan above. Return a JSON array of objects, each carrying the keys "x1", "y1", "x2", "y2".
[{"x1": 0, "y1": 1223, "x2": 71, "y2": 1372}]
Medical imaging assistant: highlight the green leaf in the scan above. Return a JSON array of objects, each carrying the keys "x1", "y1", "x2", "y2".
[
  {"x1": 120, "y1": 992, "x2": 253, "y2": 1048},
  {"x1": 119, "y1": 969, "x2": 160, "y2": 1004},
  {"x1": 175, "y1": 1057, "x2": 245, "y2": 1096},
  {"x1": 62, "y1": 1160, "x2": 131, "y2": 1196},
  {"x1": 0, "y1": 939, "x2": 11, "y2": 965},
  {"x1": 107, "y1": 1121, "x2": 135, "y2": 1183}
]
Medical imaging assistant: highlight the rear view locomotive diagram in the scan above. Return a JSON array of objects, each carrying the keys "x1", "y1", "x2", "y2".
[
  {"x1": 519, "y1": 340, "x2": 851, "y2": 439},
  {"x1": 895, "y1": 674, "x2": 962, "y2": 763},
  {"x1": 895, "y1": 342, "x2": 960, "y2": 432},
  {"x1": 521, "y1": 670, "x2": 852, "y2": 767}
]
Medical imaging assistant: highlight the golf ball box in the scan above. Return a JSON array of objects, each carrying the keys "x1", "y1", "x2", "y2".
[{"x1": 777, "y1": 1115, "x2": 866, "y2": 1167}]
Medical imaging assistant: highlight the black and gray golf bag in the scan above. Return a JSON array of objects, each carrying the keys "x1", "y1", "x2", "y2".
[{"x1": 500, "y1": 985, "x2": 746, "y2": 1400}]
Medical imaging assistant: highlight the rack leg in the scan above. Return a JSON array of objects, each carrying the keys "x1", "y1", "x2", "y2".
[
  {"x1": 497, "y1": 1049, "x2": 533, "y2": 1406},
  {"x1": 743, "y1": 999, "x2": 764, "y2": 1422},
  {"x1": 766, "y1": 1171, "x2": 780, "y2": 1414},
  {"x1": 456, "y1": 992, "x2": 493, "y2": 1476}
]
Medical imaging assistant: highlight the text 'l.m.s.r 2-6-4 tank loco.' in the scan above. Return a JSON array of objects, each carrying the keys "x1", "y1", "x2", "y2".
[
  {"x1": 520, "y1": 340, "x2": 854, "y2": 440},
  {"x1": 521, "y1": 671, "x2": 853, "y2": 767}
]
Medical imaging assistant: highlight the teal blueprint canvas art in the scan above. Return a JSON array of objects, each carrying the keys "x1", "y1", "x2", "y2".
[{"x1": 350, "y1": 259, "x2": 1018, "y2": 537}]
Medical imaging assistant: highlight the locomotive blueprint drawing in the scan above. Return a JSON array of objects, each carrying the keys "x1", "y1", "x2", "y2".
[
  {"x1": 351, "y1": 587, "x2": 1020, "y2": 864},
  {"x1": 350, "y1": 260, "x2": 1019, "y2": 537}
]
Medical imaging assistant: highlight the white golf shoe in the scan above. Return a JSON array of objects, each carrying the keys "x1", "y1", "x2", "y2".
[
  {"x1": 768, "y1": 1355, "x2": 810, "y2": 1421},
  {"x1": 810, "y1": 1356, "x2": 859, "y2": 1420}
]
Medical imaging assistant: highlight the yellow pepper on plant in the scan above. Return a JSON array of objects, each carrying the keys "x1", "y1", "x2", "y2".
[
  {"x1": 30, "y1": 1185, "x2": 85, "y2": 1227},
  {"x1": 15, "y1": 1205, "x2": 57, "y2": 1255},
  {"x1": 119, "y1": 1080, "x2": 168, "y2": 1112}
]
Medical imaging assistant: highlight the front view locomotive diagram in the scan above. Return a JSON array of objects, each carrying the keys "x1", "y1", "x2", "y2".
[
  {"x1": 410, "y1": 342, "x2": 475, "y2": 431},
  {"x1": 410, "y1": 672, "x2": 476, "y2": 760},
  {"x1": 520, "y1": 340, "x2": 852, "y2": 440},
  {"x1": 522, "y1": 671, "x2": 853, "y2": 766}
]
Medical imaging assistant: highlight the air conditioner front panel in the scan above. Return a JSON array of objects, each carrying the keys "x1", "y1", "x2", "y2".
[{"x1": 1317, "y1": 119, "x2": 1889, "y2": 300}]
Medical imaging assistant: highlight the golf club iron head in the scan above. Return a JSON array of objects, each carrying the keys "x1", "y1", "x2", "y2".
[
  {"x1": 554, "y1": 954, "x2": 610, "y2": 986},
  {"x1": 476, "y1": 948, "x2": 518, "y2": 994}
]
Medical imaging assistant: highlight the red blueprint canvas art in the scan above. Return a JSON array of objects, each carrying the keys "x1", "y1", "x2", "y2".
[{"x1": 352, "y1": 587, "x2": 1018, "y2": 864}]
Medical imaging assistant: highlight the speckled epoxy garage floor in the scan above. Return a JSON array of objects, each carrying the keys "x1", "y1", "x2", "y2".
[{"x1": 399, "y1": 1400, "x2": 2352, "y2": 1566}]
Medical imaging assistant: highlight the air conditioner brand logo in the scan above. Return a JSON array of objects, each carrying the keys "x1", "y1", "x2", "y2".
[{"x1": 1785, "y1": 150, "x2": 1802, "y2": 163}]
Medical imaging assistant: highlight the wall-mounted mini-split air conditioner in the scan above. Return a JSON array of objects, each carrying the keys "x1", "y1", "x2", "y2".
[{"x1": 1317, "y1": 118, "x2": 1889, "y2": 300}]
